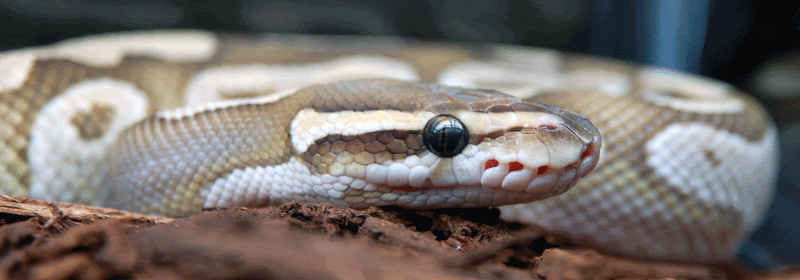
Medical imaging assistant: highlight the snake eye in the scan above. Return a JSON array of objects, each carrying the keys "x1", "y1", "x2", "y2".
[{"x1": 423, "y1": 115, "x2": 469, "y2": 157}]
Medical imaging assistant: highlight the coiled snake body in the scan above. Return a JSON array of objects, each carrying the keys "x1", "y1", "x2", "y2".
[{"x1": 0, "y1": 30, "x2": 778, "y2": 262}]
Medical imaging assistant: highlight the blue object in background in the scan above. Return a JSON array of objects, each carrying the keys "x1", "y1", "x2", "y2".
[
  {"x1": 644, "y1": 0, "x2": 711, "y2": 73},
  {"x1": 589, "y1": 0, "x2": 711, "y2": 73}
]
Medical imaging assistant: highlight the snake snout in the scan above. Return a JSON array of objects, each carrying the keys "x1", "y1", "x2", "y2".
[
  {"x1": 469, "y1": 101, "x2": 602, "y2": 199},
  {"x1": 477, "y1": 123, "x2": 600, "y2": 197}
]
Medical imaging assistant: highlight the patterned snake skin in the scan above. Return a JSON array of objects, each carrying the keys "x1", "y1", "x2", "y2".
[{"x1": 0, "y1": 30, "x2": 779, "y2": 262}]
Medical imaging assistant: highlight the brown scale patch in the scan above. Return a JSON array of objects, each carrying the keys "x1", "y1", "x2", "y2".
[
  {"x1": 471, "y1": 126, "x2": 532, "y2": 143},
  {"x1": 70, "y1": 104, "x2": 115, "y2": 140},
  {"x1": 111, "y1": 94, "x2": 307, "y2": 216},
  {"x1": 563, "y1": 53, "x2": 638, "y2": 75},
  {"x1": 659, "y1": 89, "x2": 700, "y2": 100},
  {"x1": 302, "y1": 130, "x2": 426, "y2": 177},
  {"x1": 219, "y1": 88, "x2": 279, "y2": 100},
  {"x1": 117, "y1": 56, "x2": 203, "y2": 112},
  {"x1": 704, "y1": 149, "x2": 722, "y2": 167}
]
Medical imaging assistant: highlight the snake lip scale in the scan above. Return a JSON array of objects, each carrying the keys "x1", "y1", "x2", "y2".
[{"x1": 0, "y1": 29, "x2": 779, "y2": 263}]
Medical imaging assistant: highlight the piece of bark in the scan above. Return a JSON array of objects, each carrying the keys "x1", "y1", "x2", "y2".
[
  {"x1": 130, "y1": 209, "x2": 477, "y2": 280},
  {"x1": 0, "y1": 199, "x2": 768, "y2": 280},
  {"x1": 358, "y1": 216, "x2": 456, "y2": 255},
  {"x1": 0, "y1": 195, "x2": 173, "y2": 228},
  {"x1": 535, "y1": 247, "x2": 726, "y2": 280},
  {"x1": 0, "y1": 220, "x2": 141, "y2": 280}
]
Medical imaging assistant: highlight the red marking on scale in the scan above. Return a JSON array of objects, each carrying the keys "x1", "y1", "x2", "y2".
[
  {"x1": 581, "y1": 146, "x2": 593, "y2": 161},
  {"x1": 508, "y1": 161, "x2": 524, "y2": 172},
  {"x1": 485, "y1": 159, "x2": 500, "y2": 169},
  {"x1": 537, "y1": 166, "x2": 549, "y2": 175}
]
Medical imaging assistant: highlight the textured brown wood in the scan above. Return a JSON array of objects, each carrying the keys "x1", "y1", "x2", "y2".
[
  {"x1": 0, "y1": 194, "x2": 174, "y2": 225},
  {"x1": 0, "y1": 201, "x2": 765, "y2": 279}
]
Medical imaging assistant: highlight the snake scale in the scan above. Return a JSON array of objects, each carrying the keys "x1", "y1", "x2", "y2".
[{"x1": 0, "y1": 30, "x2": 778, "y2": 262}]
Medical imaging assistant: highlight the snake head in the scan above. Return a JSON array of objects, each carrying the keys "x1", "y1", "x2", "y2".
[
  {"x1": 294, "y1": 81, "x2": 602, "y2": 207},
  {"x1": 410, "y1": 90, "x2": 603, "y2": 204}
]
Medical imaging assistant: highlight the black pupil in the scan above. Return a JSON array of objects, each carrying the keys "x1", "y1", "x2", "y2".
[{"x1": 423, "y1": 115, "x2": 469, "y2": 157}]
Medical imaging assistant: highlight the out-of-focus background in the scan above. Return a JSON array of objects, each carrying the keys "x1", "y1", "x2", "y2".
[{"x1": 1, "y1": 0, "x2": 798, "y2": 269}]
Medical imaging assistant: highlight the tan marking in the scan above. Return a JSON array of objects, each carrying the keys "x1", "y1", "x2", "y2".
[
  {"x1": 1, "y1": 30, "x2": 217, "y2": 93},
  {"x1": 219, "y1": 89, "x2": 277, "y2": 100},
  {"x1": 704, "y1": 149, "x2": 721, "y2": 167},
  {"x1": 70, "y1": 104, "x2": 115, "y2": 140},
  {"x1": 182, "y1": 57, "x2": 419, "y2": 107}
]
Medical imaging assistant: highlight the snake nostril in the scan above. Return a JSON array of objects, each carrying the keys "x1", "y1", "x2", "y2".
[{"x1": 538, "y1": 123, "x2": 559, "y2": 131}]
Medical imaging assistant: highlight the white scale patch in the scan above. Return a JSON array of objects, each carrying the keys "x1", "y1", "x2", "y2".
[
  {"x1": 365, "y1": 147, "x2": 485, "y2": 189},
  {"x1": 638, "y1": 67, "x2": 745, "y2": 114},
  {"x1": 182, "y1": 56, "x2": 420, "y2": 106},
  {"x1": 438, "y1": 45, "x2": 564, "y2": 97},
  {"x1": 28, "y1": 78, "x2": 149, "y2": 203},
  {"x1": 289, "y1": 109, "x2": 435, "y2": 153},
  {"x1": 645, "y1": 123, "x2": 779, "y2": 228},
  {"x1": 202, "y1": 157, "x2": 542, "y2": 210},
  {"x1": 563, "y1": 70, "x2": 632, "y2": 97},
  {"x1": 0, "y1": 30, "x2": 217, "y2": 92},
  {"x1": 155, "y1": 56, "x2": 421, "y2": 120},
  {"x1": 438, "y1": 45, "x2": 631, "y2": 99}
]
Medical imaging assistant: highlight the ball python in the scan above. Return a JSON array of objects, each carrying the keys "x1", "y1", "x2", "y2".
[{"x1": 0, "y1": 30, "x2": 778, "y2": 263}]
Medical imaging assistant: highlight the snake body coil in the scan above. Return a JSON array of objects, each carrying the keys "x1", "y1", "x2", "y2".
[{"x1": 0, "y1": 30, "x2": 778, "y2": 262}]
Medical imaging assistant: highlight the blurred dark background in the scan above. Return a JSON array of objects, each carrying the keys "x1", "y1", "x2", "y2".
[{"x1": 1, "y1": 0, "x2": 798, "y2": 269}]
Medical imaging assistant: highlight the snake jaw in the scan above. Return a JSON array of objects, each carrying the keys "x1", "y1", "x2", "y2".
[
  {"x1": 474, "y1": 126, "x2": 601, "y2": 196},
  {"x1": 436, "y1": 102, "x2": 603, "y2": 199}
]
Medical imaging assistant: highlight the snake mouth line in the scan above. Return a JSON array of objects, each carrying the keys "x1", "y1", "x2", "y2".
[
  {"x1": 390, "y1": 186, "x2": 430, "y2": 192},
  {"x1": 485, "y1": 159, "x2": 549, "y2": 174},
  {"x1": 482, "y1": 142, "x2": 598, "y2": 194},
  {"x1": 385, "y1": 137, "x2": 599, "y2": 195}
]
